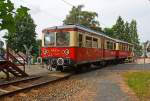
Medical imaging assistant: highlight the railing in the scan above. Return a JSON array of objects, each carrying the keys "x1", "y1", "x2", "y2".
[{"x1": 6, "y1": 48, "x2": 26, "y2": 72}]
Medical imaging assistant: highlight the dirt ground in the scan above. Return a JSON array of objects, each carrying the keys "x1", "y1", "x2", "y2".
[{"x1": 25, "y1": 64, "x2": 50, "y2": 75}]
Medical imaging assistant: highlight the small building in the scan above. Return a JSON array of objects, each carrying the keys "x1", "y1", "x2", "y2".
[{"x1": 142, "y1": 41, "x2": 150, "y2": 58}]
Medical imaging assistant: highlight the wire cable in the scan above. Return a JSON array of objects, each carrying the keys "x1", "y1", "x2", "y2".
[{"x1": 61, "y1": 0, "x2": 74, "y2": 7}]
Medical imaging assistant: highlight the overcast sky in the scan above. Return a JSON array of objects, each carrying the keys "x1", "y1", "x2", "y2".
[{"x1": 1, "y1": 0, "x2": 150, "y2": 42}]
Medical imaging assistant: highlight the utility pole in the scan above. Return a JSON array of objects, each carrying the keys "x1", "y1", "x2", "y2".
[
  {"x1": 23, "y1": 45, "x2": 33, "y2": 68},
  {"x1": 143, "y1": 42, "x2": 147, "y2": 64}
]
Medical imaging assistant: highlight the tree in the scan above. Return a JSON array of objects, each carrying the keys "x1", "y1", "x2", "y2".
[
  {"x1": 130, "y1": 20, "x2": 142, "y2": 56},
  {"x1": 124, "y1": 22, "x2": 131, "y2": 42},
  {"x1": 3, "y1": 32, "x2": 17, "y2": 50},
  {"x1": 32, "y1": 39, "x2": 42, "y2": 57},
  {"x1": 130, "y1": 20, "x2": 138, "y2": 44},
  {"x1": 63, "y1": 5, "x2": 102, "y2": 31},
  {"x1": 4, "y1": 13, "x2": 36, "y2": 53},
  {"x1": 0, "y1": 0, "x2": 29, "y2": 33},
  {"x1": 112, "y1": 16, "x2": 125, "y2": 39},
  {"x1": 103, "y1": 28, "x2": 114, "y2": 37}
]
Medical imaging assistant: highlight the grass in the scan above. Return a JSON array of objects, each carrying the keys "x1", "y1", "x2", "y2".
[{"x1": 123, "y1": 71, "x2": 150, "y2": 100}]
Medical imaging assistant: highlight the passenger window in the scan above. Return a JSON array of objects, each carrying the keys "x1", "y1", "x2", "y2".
[
  {"x1": 127, "y1": 46, "x2": 129, "y2": 51},
  {"x1": 93, "y1": 38, "x2": 98, "y2": 48},
  {"x1": 107, "y1": 41, "x2": 110, "y2": 49},
  {"x1": 125, "y1": 45, "x2": 128, "y2": 51},
  {"x1": 120, "y1": 44, "x2": 122, "y2": 50},
  {"x1": 110, "y1": 42, "x2": 113, "y2": 50},
  {"x1": 99, "y1": 38, "x2": 101, "y2": 48},
  {"x1": 129, "y1": 46, "x2": 132, "y2": 51},
  {"x1": 124, "y1": 45, "x2": 126, "y2": 51},
  {"x1": 114, "y1": 43, "x2": 116, "y2": 50},
  {"x1": 107, "y1": 41, "x2": 113, "y2": 50},
  {"x1": 119, "y1": 45, "x2": 121, "y2": 50},
  {"x1": 123, "y1": 45, "x2": 125, "y2": 51},
  {"x1": 85, "y1": 36, "x2": 92, "y2": 48},
  {"x1": 79, "y1": 34, "x2": 83, "y2": 47}
]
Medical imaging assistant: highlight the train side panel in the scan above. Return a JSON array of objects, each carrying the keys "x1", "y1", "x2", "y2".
[
  {"x1": 116, "y1": 50, "x2": 131, "y2": 59},
  {"x1": 104, "y1": 50, "x2": 116, "y2": 60},
  {"x1": 76, "y1": 48, "x2": 103, "y2": 64}
]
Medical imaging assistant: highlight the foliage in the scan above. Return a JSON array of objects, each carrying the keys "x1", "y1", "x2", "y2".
[
  {"x1": 0, "y1": 0, "x2": 29, "y2": 33},
  {"x1": 4, "y1": 13, "x2": 36, "y2": 54},
  {"x1": 63, "y1": 5, "x2": 102, "y2": 32},
  {"x1": 32, "y1": 39, "x2": 42, "y2": 57},
  {"x1": 130, "y1": 20, "x2": 142, "y2": 56},
  {"x1": 112, "y1": 16, "x2": 125, "y2": 39},
  {"x1": 103, "y1": 28, "x2": 114, "y2": 37},
  {"x1": 124, "y1": 22, "x2": 131, "y2": 42},
  {"x1": 123, "y1": 71, "x2": 150, "y2": 100},
  {"x1": 3, "y1": 32, "x2": 16, "y2": 50}
]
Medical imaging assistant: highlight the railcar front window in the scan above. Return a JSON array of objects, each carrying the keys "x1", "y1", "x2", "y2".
[
  {"x1": 56, "y1": 32, "x2": 70, "y2": 46},
  {"x1": 44, "y1": 33, "x2": 55, "y2": 46}
]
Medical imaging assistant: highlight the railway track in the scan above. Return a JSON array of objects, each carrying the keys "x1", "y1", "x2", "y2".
[{"x1": 0, "y1": 72, "x2": 73, "y2": 98}]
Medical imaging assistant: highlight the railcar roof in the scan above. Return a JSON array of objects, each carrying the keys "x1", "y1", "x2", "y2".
[{"x1": 43, "y1": 24, "x2": 133, "y2": 45}]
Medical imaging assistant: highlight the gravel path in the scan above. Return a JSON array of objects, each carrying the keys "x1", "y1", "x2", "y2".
[
  {"x1": 66, "y1": 69, "x2": 137, "y2": 101},
  {"x1": 94, "y1": 71, "x2": 133, "y2": 101}
]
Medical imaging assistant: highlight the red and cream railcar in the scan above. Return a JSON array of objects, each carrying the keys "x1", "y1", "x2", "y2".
[
  {"x1": 41, "y1": 25, "x2": 133, "y2": 71},
  {"x1": 116, "y1": 40, "x2": 133, "y2": 62}
]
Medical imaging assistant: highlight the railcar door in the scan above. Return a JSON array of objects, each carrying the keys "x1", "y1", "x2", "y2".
[{"x1": 101, "y1": 37, "x2": 105, "y2": 59}]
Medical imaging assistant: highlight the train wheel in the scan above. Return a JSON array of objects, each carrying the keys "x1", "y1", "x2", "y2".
[
  {"x1": 81, "y1": 64, "x2": 89, "y2": 72},
  {"x1": 101, "y1": 61, "x2": 107, "y2": 67},
  {"x1": 60, "y1": 67, "x2": 64, "y2": 72},
  {"x1": 73, "y1": 65, "x2": 80, "y2": 73},
  {"x1": 85, "y1": 63, "x2": 91, "y2": 70},
  {"x1": 112, "y1": 60, "x2": 117, "y2": 65},
  {"x1": 93, "y1": 62, "x2": 101, "y2": 68},
  {"x1": 56, "y1": 66, "x2": 64, "y2": 72},
  {"x1": 78, "y1": 64, "x2": 85, "y2": 73}
]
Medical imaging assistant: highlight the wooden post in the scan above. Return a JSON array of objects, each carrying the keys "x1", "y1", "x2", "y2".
[
  {"x1": 6, "y1": 42, "x2": 9, "y2": 61},
  {"x1": 144, "y1": 42, "x2": 146, "y2": 64}
]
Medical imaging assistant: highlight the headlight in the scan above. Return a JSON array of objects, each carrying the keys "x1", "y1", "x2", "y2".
[
  {"x1": 44, "y1": 50, "x2": 48, "y2": 54},
  {"x1": 64, "y1": 49, "x2": 70, "y2": 55}
]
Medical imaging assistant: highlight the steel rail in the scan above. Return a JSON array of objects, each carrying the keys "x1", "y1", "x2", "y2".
[
  {"x1": 0, "y1": 73, "x2": 73, "y2": 98},
  {"x1": 0, "y1": 75, "x2": 41, "y2": 87}
]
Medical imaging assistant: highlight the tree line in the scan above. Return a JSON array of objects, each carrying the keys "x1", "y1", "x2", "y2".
[{"x1": 0, "y1": 2, "x2": 142, "y2": 56}]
